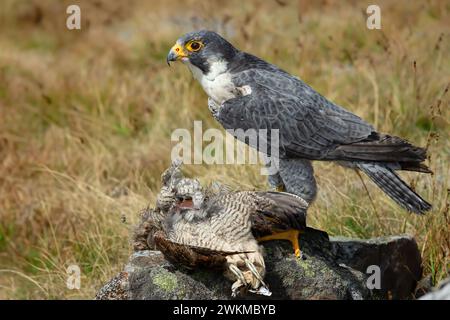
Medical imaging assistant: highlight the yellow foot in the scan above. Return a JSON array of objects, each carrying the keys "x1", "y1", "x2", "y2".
[
  {"x1": 275, "y1": 184, "x2": 286, "y2": 192},
  {"x1": 257, "y1": 229, "x2": 302, "y2": 258}
]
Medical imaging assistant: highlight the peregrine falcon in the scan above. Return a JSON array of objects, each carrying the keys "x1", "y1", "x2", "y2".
[
  {"x1": 167, "y1": 30, "x2": 432, "y2": 214},
  {"x1": 141, "y1": 161, "x2": 308, "y2": 296}
]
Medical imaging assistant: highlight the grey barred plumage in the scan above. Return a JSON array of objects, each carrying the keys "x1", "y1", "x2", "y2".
[
  {"x1": 168, "y1": 30, "x2": 432, "y2": 214},
  {"x1": 268, "y1": 159, "x2": 317, "y2": 204}
]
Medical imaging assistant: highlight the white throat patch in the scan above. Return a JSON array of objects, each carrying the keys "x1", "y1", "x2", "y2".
[{"x1": 183, "y1": 59, "x2": 237, "y2": 105}]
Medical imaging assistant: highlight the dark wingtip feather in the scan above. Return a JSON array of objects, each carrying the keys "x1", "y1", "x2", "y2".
[
  {"x1": 400, "y1": 162, "x2": 433, "y2": 174},
  {"x1": 254, "y1": 191, "x2": 308, "y2": 231},
  {"x1": 357, "y1": 162, "x2": 432, "y2": 214}
]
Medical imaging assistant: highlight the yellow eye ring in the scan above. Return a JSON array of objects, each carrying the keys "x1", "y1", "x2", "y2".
[{"x1": 186, "y1": 40, "x2": 203, "y2": 52}]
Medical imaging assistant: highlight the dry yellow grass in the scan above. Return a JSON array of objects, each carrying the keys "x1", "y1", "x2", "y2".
[{"x1": 0, "y1": 0, "x2": 448, "y2": 299}]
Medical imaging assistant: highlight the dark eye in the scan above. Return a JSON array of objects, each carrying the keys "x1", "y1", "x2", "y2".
[
  {"x1": 187, "y1": 41, "x2": 202, "y2": 52},
  {"x1": 191, "y1": 42, "x2": 200, "y2": 50}
]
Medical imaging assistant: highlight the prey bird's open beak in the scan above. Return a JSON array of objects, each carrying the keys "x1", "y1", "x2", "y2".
[{"x1": 166, "y1": 43, "x2": 187, "y2": 66}]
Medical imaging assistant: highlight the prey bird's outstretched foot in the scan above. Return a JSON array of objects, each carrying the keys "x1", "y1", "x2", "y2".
[
  {"x1": 228, "y1": 260, "x2": 271, "y2": 297},
  {"x1": 257, "y1": 229, "x2": 303, "y2": 258},
  {"x1": 244, "y1": 259, "x2": 266, "y2": 287},
  {"x1": 244, "y1": 259, "x2": 272, "y2": 297},
  {"x1": 228, "y1": 264, "x2": 246, "y2": 297}
]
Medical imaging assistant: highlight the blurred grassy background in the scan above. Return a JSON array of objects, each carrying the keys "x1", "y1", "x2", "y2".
[{"x1": 0, "y1": 0, "x2": 448, "y2": 299}]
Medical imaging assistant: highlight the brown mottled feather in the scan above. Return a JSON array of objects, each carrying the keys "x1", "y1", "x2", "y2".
[
  {"x1": 250, "y1": 191, "x2": 307, "y2": 238},
  {"x1": 153, "y1": 231, "x2": 250, "y2": 270}
]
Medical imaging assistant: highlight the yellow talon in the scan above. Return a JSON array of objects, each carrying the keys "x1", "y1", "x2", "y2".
[
  {"x1": 275, "y1": 184, "x2": 286, "y2": 192},
  {"x1": 257, "y1": 229, "x2": 302, "y2": 258}
]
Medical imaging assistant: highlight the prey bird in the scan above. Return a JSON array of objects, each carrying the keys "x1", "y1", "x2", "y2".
[
  {"x1": 142, "y1": 161, "x2": 308, "y2": 296},
  {"x1": 167, "y1": 30, "x2": 432, "y2": 214}
]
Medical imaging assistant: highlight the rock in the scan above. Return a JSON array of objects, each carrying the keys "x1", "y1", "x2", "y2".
[
  {"x1": 95, "y1": 271, "x2": 129, "y2": 300},
  {"x1": 125, "y1": 250, "x2": 167, "y2": 273},
  {"x1": 330, "y1": 234, "x2": 422, "y2": 299},
  {"x1": 96, "y1": 228, "x2": 422, "y2": 300},
  {"x1": 419, "y1": 278, "x2": 450, "y2": 300}
]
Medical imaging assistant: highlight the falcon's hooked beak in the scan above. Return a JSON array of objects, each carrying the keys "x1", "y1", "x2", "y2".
[{"x1": 166, "y1": 43, "x2": 188, "y2": 66}]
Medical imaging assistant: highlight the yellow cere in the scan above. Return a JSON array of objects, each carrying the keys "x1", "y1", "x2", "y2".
[{"x1": 170, "y1": 43, "x2": 188, "y2": 59}]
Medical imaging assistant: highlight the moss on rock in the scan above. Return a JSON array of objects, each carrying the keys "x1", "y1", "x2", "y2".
[{"x1": 152, "y1": 268, "x2": 179, "y2": 293}]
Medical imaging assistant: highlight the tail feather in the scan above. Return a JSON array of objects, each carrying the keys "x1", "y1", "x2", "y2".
[{"x1": 357, "y1": 162, "x2": 432, "y2": 214}]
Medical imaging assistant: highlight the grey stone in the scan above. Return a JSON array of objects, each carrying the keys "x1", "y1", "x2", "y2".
[
  {"x1": 125, "y1": 250, "x2": 166, "y2": 273},
  {"x1": 330, "y1": 234, "x2": 422, "y2": 299},
  {"x1": 96, "y1": 228, "x2": 422, "y2": 300},
  {"x1": 95, "y1": 271, "x2": 129, "y2": 300}
]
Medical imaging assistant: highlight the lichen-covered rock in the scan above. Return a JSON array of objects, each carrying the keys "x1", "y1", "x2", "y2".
[
  {"x1": 96, "y1": 228, "x2": 422, "y2": 300},
  {"x1": 129, "y1": 265, "x2": 230, "y2": 300},
  {"x1": 95, "y1": 271, "x2": 129, "y2": 300},
  {"x1": 125, "y1": 250, "x2": 166, "y2": 273}
]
